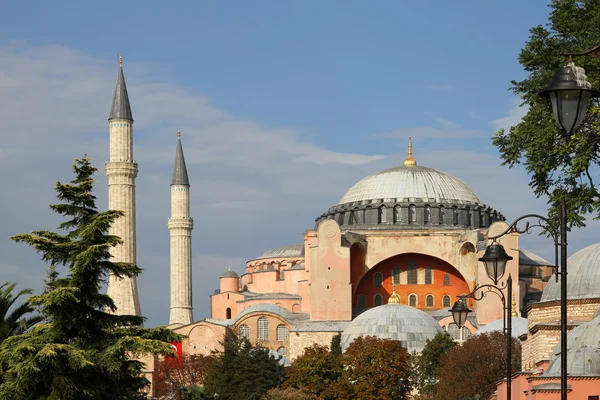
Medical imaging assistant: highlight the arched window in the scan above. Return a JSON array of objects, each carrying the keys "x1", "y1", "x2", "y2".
[
  {"x1": 258, "y1": 317, "x2": 269, "y2": 342},
  {"x1": 373, "y1": 272, "x2": 383, "y2": 287},
  {"x1": 453, "y1": 206, "x2": 459, "y2": 226},
  {"x1": 439, "y1": 205, "x2": 445, "y2": 224},
  {"x1": 424, "y1": 205, "x2": 431, "y2": 224},
  {"x1": 426, "y1": 294, "x2": 434, "y2": 308},
  {"x1": 379, "y1": 205, "x2": 387, "y2": 223},
  {"x1": 392, "y1": 266, "x2": 400, "y2": 285},
  {"x1": 394, "y1": 205, "x2": 402, "y2": 224},
  {"x1": 357, "y1": 294, "x2": 367, "y2": 307},
  {"x1": 462, "y1": 327, "x2": 472, "y2": 340},
  {"x1": 425, "y1": 267, "x2": 432, "y2": 284},
  {"x1": 447, "y1": 323, "x2": 461, "y2": 340},
  {"x1": 407, "y1": 262, "x2": 417, "y2": 284},
  {"x1": 276, "y1": 325, "x2": 288, "y2": 341},
  {"x1": 409, "y1": 294, "x2": 417, "y2": 307},
  {"x1": 226, "y1": 307, "x2": 232, "y2": 319},
  {"x1": 409, "y1": 204, "x2": 417, "y2": 224},
  {"x1": 277, "y1": 347, "x2": 288, "y2": 357},
  {"x1": 442, "y1": 295, "x2": 452, "y2": 308},
  {"x1": 239, "y1": 324, "x2": 250, "y2": 340},
  {"x1": 374, "y1": 294, "x2": 383, "y2": 306},
  {"x1": 444, "y1": 273, "x2": 450, "y2": 286}
]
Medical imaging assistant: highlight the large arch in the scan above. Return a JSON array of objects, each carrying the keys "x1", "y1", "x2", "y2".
[{"x1": 353, "y1": 252, "x2": 473, "y2": 313}]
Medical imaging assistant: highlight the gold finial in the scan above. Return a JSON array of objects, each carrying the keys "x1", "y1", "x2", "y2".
[
  {"x1": 403, "y1": 136, "x2": 417, "y2": 166},
  {"x1": 511, "y1": 295, "x2": 519, "y2": 317},
  {"x1": 177, "y1": 128, "x2": 181, "y2": 139},
  {"x1": 388, "y1": 284, "x2": 401, "y2": 304},
  {"x1": 119, "y1": 53, "x2": 123, "y2": 67}
]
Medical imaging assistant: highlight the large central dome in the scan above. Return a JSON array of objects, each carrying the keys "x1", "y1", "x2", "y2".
[{"x1": 338, "y1": 165, "x2": 481, "y2": 206}]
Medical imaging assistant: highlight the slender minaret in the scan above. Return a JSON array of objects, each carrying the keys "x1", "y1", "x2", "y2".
[
  {"x1": 169, "y1": 129, "x2": 194, "y2": 325},
  {"x1": 106, "y1": 55, "x2": 142, "y2": 316}
]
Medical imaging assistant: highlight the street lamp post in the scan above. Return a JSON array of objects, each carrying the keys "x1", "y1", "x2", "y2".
[
  {"x1": 538, "y1": 45, "x2": 600, "y2": 399},
  {"x1": 449, "y1": 243, "x2": 514, "y2": 400}
]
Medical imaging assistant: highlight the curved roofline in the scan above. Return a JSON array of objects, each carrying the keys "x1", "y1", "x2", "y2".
[
  {"x1": 338, "y1": 165, "x2": 482, "y2": 205},
  {"x1": 251, "y1": 243, "x2": 305, "y2": 262}
]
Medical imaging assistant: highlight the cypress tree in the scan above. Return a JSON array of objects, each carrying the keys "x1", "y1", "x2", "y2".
[{"x1": 0, "y1": 156, "x2": 180, "y2": 399}]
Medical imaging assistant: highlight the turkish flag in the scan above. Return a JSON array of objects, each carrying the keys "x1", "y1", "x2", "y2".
[{"x1": 166, "y1": 342, "x2": 183, "y2": 367}]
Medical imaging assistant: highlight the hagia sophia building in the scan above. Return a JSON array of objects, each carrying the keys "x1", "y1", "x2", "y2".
[{"x1": 105, "y1": 59, "x2": 600, "y2": 398}]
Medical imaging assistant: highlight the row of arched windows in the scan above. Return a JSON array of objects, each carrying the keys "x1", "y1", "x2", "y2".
[
  {"x1": 376, "y1": 205, "x2": 465, "y2": 225},
  {"x1": 238, "y1": 319, "x2": 289, "y2": 342},
  {"x1": 357, "y1": 293, "x2": 456, "y2": 308},
  {"x1": 373, "y1": 267, "x2": 451, "y2": 286},
  {"x1": 445, "y1": 323, "x2": 473, "y2": 341}
]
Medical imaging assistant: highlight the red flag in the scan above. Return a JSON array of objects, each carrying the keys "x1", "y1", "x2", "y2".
[{"x1": 166, "y1": 342, "x2": 183, "y2": 367}]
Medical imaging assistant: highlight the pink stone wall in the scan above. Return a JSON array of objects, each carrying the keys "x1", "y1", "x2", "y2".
[
  {"x1": 220, "y1": 277, "x2": 239, "y2": 293},
  {"x1": 309, "y1": 220, "x2": 352, "y2": 321}
]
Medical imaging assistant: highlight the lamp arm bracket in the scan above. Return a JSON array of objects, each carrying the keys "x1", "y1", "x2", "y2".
[
  {"x1": 461, "y1": 282, "x2": 506, "y2": 306},
  {"x1": 561, "y1": 44, "x2": 600, "y2": 58},
  {"x1": 486, "y1": 214, "x2": 558, "y2": 244}
]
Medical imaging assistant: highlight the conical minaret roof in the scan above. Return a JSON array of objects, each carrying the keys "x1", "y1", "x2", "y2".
[
  {"x1": 172, "y1": 130, "x2": 190, "y2": 186},
  {"x1": 109, "y1": 55, "x2": 133, "y2": 122}
]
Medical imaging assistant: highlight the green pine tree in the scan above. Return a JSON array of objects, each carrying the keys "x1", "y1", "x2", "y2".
[
  {"x1": 330, "y1": 333, "x2": 342, "y2": 357},
  {"x1": 0, "y1": 155, "x2": 180, "y2": 399}
]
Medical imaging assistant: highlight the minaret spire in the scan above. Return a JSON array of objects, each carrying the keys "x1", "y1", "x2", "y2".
[
  {"x1": 109, "y1": 54, "x2": 133, "y2": 122},
  {"x1": 403, "y1": 136, "x2": 417, "y2": 166},
  {"x1": 169, "y1": 130, "x2": 194, "y2": 325},
  {"x1": 172, "y1": 129, "x2": 190, "y2": 186},
  {"x1": 106, "y1": 55, "x2": 141, "y2": 317}
]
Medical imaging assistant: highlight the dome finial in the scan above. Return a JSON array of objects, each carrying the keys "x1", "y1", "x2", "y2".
[
  {"x1": 388, "y1": 284, "x2": 401, "y2": 304},
  {"x1": 119, "y1": 53, "x2": 123, "y2": 67},
  {"x1": 404, "y1": 136, "x2": 417, "y2": 166},
  {"x1": 177, "y1": 128, "x2": 181, "y2": 139},
  {"x1": 511, "y1": 295, "x2": 519, "y2": 317}
]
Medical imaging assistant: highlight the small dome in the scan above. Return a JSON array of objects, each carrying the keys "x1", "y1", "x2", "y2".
[
  {"x1": 338, "y1": 166, "x2": 481, "y2": 205},
  {"x1": 255, "y1": 244, "x2": 305, "y2": 260},
  {"x1": 341, "y1": 304, "x2": 443, "y2": 353},
  {"x1": 544, "y1": 346, "x2": 600, "y2": 377},
  {"x1": 550, "y1": 315, "x2": 600, "y2": 360},
  {"x1": 541, "y1": 242, "x2": 600, "y2": 302},
  {"x1": 220, "y1": 269, "x2": 239, "y2": 279},
  {"x1": 475, "y1": 317, "x2": 528, "y2": 339}
]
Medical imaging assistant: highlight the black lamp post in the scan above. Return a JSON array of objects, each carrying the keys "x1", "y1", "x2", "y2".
[
  {"x1": 449, "y1": 254, "x2": 513, "y2": 400},
  {"x1": 538, "y1": 46, "x2": 600, "y2": 400}
]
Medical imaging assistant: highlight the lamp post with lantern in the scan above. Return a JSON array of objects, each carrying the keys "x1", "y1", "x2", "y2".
[{"x1": 449, "y1": 242, "x2": 514, "y2": 400}]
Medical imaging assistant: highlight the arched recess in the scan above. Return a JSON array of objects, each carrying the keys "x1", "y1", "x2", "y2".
[
  {"x1": 350, "y1": 242, "x2": 367, "y2": 294},
  {"x1": 352, "y1": 252, "x2": 472, "y2": 313},
  {"x1": 459, "y1": 242, "x2": 477, "y2": 281}
]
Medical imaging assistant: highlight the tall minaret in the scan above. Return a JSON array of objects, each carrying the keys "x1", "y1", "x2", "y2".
[
  {"x1": 106, "y1": 55, "x2": 142, "y2": 316},
  {"x1": 169, "y1": 130, "x2": 194, "y2": 325}
]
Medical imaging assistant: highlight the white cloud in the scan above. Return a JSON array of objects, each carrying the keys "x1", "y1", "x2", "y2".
[
  {"x1": 0, "y1": 42, "x2": 386, "y2": 326},
  {"x1": 489, "y1": 97, "x2": 529, "y2": 133}
]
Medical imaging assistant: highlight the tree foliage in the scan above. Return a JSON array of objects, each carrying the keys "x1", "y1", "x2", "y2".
[
  {"x1": 334, "y1": 336, "x2": 412, "y2": 400},
  {"x1": 262, "y1": 387, "x2": 318, "y2": 400},
  {"x1": 155, "y1": 354, "x2": 215, "y2": 399},
  {"x1": 493, "y1": 0, "x2": 600, "y2": 225},
  {"x1": 284, "y1": 343, "x2": 341, "y2": 399},
  {"x1": 0, "y1": 156, "x2": 180, "y2": 399},
  {"x1": 413, "y1": 332, "x2": 456, "y2": 394},
  {"x1": 435, "y1": 332, "x2": 521, "y2": 400},
  {"x1": 0, "y1": 282, "x2": 43, "y2": 345},
  {"x1": 204, "y1": 333, "x2": 286, "y2": 400},
  {"x1": 330, "y1": 333, "x2": 342, "y2": 357}
]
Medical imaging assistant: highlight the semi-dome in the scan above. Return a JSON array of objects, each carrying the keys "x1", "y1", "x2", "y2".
[
  {"x1": 541, "y1": 242, "x2": 600, "y2": 302},
  {"x1": 338, "y1": 165, "x2": 481, "y2": 206},
  {"x1": 341, "y1": 304, "x2": 444, "y2": 353},
  {"x1": 475, "y1": 317, "x2": 528, "y2": 338},
  {"x1": 255, "y1": 244, "x2": 305, "y2": 260}
]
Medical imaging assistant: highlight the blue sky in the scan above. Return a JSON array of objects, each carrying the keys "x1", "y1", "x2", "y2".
[{"x1": 3, "y1": 1, "x2": 595, "y2": 327}]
